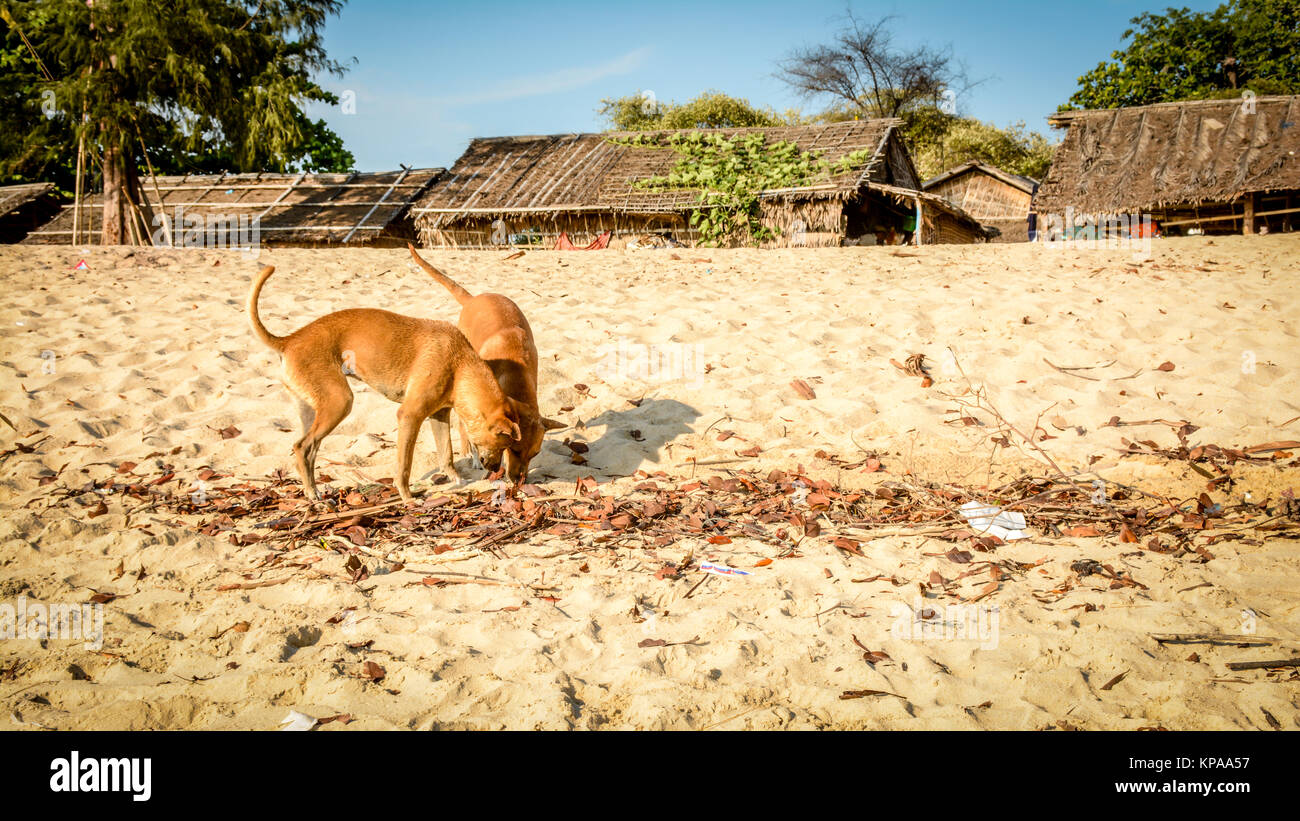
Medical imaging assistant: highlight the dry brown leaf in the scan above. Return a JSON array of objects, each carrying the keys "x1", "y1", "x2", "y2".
[
  {"x1": 1100, "y1": 670, "x2": 1128, "y2": 691},
  {"x1": 1063, "y1": 525, "x2": 1102, "y2": 537}
]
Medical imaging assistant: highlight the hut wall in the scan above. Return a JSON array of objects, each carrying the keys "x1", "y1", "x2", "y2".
[
  {"x1": 419, "y1": 212, "x2": 695, "y2": 249},
  {"x1": 928, "y1": 172, "x2": 1032, "y2": 220},
  {"x1": 758, "y1": 198, "x2": 845, "y2": 247},
  {"x1": 982, "y1": 217, "x2": 1030, "y2": 243},
  {"x1": 922, "y1": 211, "x2": 987, "y2": 245}
]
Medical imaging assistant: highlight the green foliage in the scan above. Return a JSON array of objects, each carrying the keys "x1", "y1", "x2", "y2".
[
  {"x1": 1066, "y1": 0, "x2": 1300, "y2": 109},
  {"x1": 598, "y1": 90, "x2": 796, "y2": 131},
  {"x1": 596, "y1": 90, "x2": 665, "y2": 132},
  {"x1": 609, "y1": 131, "x2": 869, "y2": 246},
  {"x1": 181, "y1": 115, "x2": 356, "y2": 175},
  {"x1": 907, "y1": 111, "x2": 1055, "y2": 181},
  {"x1": 0, "y1": 0, "x2": 354, "y2": 195}
]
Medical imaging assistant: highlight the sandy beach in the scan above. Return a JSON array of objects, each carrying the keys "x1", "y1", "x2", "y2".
[{"x1": 1, "y1": 235, "x2": 1297, "y2": 730}]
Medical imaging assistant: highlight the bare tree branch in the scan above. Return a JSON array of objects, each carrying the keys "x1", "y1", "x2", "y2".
[{"x1": 776, "y1": 9, "x2": 975, "y2": 118}]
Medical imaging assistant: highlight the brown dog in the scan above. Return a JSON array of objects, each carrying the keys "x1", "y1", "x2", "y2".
[
  {"x1": 407, "y1": 244, "x2": 562, "y2": 483},
  {"x1": 247, "y1": 265, "x2": 521, "y2": 502}
]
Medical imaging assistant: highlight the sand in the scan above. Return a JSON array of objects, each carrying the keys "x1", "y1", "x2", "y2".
[{"x1": 0, "y1": 235, "x2": 1297, "y2": 730}]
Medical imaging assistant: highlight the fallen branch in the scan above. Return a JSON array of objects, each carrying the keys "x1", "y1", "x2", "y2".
[
  {"x1": 467, "y1": 510, "x2": 547, "y2": 550},
  {"x1": 1042, "y1": 358, "x2": 1113, "y2": 381},
  {"x1": 1225, "y1": 658, "x2": 1300, "y2": 671},
  {"x1": 216, "y1": 576, "x2": 293, "y2": 592},
  {"x1": 1151, "y1": 632, "x2": 1284, "y2": 646}
]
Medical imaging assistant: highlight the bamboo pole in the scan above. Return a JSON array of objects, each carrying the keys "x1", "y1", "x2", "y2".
[
  {"x1": 72, "y1": 134, "x2": 85, "y2": 246},
  {"x1": 1159, "y1": 206, "x2": 1300, "y2": 228},
  {"x1": 136, "y1": 124, "x2": 173, "y2": 247}
]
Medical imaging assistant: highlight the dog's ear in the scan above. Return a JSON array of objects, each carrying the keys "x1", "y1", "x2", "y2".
[
  {"x1": 540, "y1": 417, "x2": 566, "y2": 432},
  {"x1": 490, "y1": 417, "x2": 522, "y2": 442}
]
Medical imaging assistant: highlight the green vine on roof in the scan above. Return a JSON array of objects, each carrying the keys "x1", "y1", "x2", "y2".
[{"x1": 608, "y1": 132, "x2": 876, "y2": 246}]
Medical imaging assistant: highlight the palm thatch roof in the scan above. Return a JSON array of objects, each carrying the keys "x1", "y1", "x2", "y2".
[
  {"x1": 1035, "y1": 95, "x2": 1300, "y2": 214},
  {"x1": 412, "y1": 120, "x2": 920, "y2": 225},
  {"x1": 24, "y1": 168, "x2": 443, "y2": 245},
  {"x1": 0, "y1": 182, "x2": 60, "y2": 243},
  {"x1": 0, "y1": 182, "x2": 55, "y2": 216},
  {"x1": 922, "y1": 161, "x2": 1038, "y2": 196}
]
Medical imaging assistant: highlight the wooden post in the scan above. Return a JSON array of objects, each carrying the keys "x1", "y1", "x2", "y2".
[{"x1": 1243, "y1": 193, "x2": 1255, "y2": 235}]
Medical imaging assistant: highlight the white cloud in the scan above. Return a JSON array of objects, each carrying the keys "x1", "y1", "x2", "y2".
[{"x1": 431, "y1": 46, "x2": 652, "y2": 106}]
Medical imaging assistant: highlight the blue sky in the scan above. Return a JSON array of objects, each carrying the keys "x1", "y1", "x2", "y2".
[{"x1": 306, "y1": 0, "x2": 1224, "y2": 171}]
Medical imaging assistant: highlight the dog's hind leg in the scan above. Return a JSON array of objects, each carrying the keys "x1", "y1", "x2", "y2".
[
  {"x1": 296, "y1": 400, "x2": 316, "y2": 438},
  {"x1": 285, "y1": 368, "x2": 353, "y2": 501}
]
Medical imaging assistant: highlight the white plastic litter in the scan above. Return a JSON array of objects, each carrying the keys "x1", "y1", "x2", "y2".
[
  {"x1": 700, "y1": 561, "x2": 750, "y2": 577},
  {"x1": 279, "y1": 710, "x2": 319, "y2": 732},
  {"x1": 959, "y1": 501, "x2": 1029, "y2": 541}
]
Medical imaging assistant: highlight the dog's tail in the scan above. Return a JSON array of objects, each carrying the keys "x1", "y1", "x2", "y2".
[
  {"x1": 408, "y1": 243, "x2": 473, "y2": 306},
  {"x1": 247, "y1": 265, "x2": 287, "y2": 352}
]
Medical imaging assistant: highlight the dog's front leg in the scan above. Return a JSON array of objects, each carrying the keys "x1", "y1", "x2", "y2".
[
  {"x1": 428, "y1": 407, "x2": 461, "y2": 482},
  {"x1": 395, "y1": 401, "x2": 430, "y2": 503}
]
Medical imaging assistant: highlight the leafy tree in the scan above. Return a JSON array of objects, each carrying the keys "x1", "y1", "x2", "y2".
[
  {"x1": 1066, "y1": 0, "x2": 1300, "y2": 109},
  {"x1": 598, "y1": 90, "x2": 793, "y2": 131},
  {"x1": 1, "y1": 0, "x2": 354, "y2": 243},
  {"x1": 807, "y1": 99, "x2": 1054, "y2": 182},
  {"x1": 596, "y1": 90, "x2": 665, "y2": 131},
  {"x1": 910, "y1": 114, "x2": 1055, "y2": 181}
]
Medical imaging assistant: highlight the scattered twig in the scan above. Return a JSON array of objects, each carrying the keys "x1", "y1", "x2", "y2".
[
  {"x1": 1151, "y1": 633, "x2": 1284, "y2": 646},
  {"x1": 1225, "y1": 658, "x2": 1300, "y2": 671}
]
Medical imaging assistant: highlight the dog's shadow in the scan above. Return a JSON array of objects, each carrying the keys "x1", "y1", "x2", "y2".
[{"x1": 532, "y1": 397, "x2": 701, "y2": 482}]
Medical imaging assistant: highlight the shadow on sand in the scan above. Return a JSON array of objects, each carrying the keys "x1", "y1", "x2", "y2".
[{"x1": 530, "y1": 397, "x2": 701, "y2": 482}]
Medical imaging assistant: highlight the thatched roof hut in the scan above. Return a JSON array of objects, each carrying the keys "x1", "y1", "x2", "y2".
[
  {"x1": 922, "y1": 161, "x2": 1038, "y2": 242},
  {"x1": 23, "y1": 168, "x2": 443, "y2": 247},
  {"x1": 1035, "y1": 95, "x2": 1300, "y2": 235},
  {"x1": 413, "y1": 120, "x2": 988, "y2": 248},
  {"x1": 0, "y1": 182, "x2": 61, "y2": 243}
]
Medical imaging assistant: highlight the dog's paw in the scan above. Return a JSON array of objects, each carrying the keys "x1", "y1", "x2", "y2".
[{"x1": 440, "y1": 476, "x2": 472, "y2": 493}]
